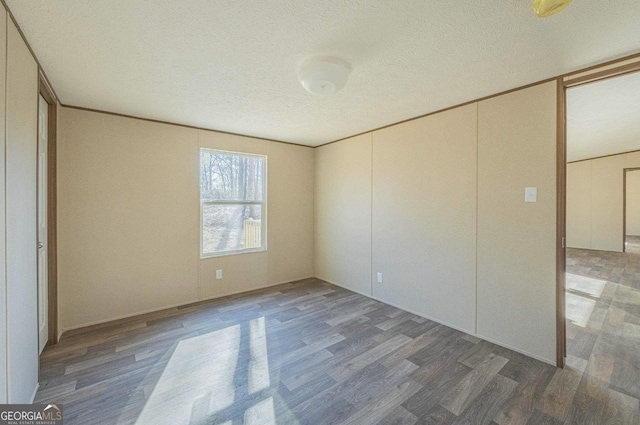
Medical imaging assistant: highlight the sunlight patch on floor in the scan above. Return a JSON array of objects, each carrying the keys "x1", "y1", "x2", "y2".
[
  {"x1": 566, "y1": 292, "x2": 596, "y2": 327},
  {"x1": 249, "y1": 317, "x2": 270, "y2": 394},
  {"x1": 135, "y1": 316, "x2": 273, "y2": 424},
  {"x1": 135, "y1": 324, "x2": 240, "y2": 424},
  {"x1": 566, "y1": 273, "x2": 606, "y2": 298}
]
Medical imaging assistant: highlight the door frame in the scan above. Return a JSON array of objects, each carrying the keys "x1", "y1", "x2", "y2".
[
  {"x1": 38, "y1": 72, "x2": 58, "y2": 345},
  {"x1": 557, "y1": 57, "x2": 640, "y2": 368},
  {"x1": 623, "y1": 168, "x2": 640, "y2": 253},
  {"x1": 556, "y1": 78, "x2": 567, "y2": 368}
]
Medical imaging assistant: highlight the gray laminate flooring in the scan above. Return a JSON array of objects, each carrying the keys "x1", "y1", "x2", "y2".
[
  {"x1": 35, "y1": 277, "x2": 639, "y2": 424},
  {"x1": 565, "y1": 247, "x2": 640, "y2": 425}
]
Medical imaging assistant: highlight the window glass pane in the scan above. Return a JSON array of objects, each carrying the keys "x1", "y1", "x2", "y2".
[
  {"x1": 200, "y1": 150, "x2": 264, "y2": 202},
  {"x1": 202, "y1": 204, "x2": 262, "y2": 254}
]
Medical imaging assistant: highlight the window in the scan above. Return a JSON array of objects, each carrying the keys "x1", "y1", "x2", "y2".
[{"x1": 200, "y1": 149, "x2": 266, "y2": 257}]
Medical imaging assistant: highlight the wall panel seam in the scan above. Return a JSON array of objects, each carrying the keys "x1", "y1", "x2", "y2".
[
  {"x1": 370, "y1": 132, "x2": 373, "y2": 297},
  {"x1": 197, "y1": 130, "x2": 202, "y2": 301},
  {"x1": 475, "y1": 101, "x2": 479, "y2": 334}
]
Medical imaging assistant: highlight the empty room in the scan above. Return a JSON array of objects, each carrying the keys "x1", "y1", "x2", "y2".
[{"x1": 1, "y1": 1, "x2": 639, "y2": 424}]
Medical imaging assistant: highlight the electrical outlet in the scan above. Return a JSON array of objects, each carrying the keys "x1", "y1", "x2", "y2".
[
  {"x1": 216, "y1": 269, "x2": 223, "y2": 280},
  {"x1": 377, "y1": 272, "x2": 383, "y2": 284}
]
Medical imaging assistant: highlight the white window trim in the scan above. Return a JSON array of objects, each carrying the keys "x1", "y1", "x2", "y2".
[{"x1": 199, "y1": 149, "x2": 267, "y2": 258}]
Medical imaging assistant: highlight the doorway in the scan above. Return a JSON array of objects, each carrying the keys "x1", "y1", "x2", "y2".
[
  {"x1": 38, "y1": 74, "x2": 58, "y2": 350},
  {"x1": 561, "y1": 63, "x2": 640, "y2": 407},
  {"x1": 624, "y1": 168, "x2": 640, "y2": 253}
]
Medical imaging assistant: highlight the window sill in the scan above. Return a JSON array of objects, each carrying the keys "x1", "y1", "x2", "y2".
[{"x1": 200, "y1": 248, "x2": 267, "y2": 260}]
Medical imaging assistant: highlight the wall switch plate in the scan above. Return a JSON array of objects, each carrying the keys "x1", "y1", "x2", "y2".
[
  {"x1": 377, "y1": 272, "x2": 383, "y2": 284},
  {"x1": 525, "y1": 187, "x2": 537, "y2": 203},
  {"x1": 216, "y1": 269, "x2": 223, "y2": 279}
]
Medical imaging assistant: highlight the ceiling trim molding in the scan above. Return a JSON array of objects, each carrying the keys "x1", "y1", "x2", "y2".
[
  {"x1": 564, "y1": 51, "x2": 640, "y2": 82},
  {"x1": 59, "y1": 103, "x2": 312, "y2": 148},
  {"x1": 317, "y1": 76, "x2": 559, "y2": 148},
  {"x1": 564, "y1": 61, "x2": 640, "y2": 88},
  {"x1": 567, "y1": 147, "x2": 640, "y2": 164},
  {"x1": 317, "y1": 50, "x2": 640, "y2": 148}
]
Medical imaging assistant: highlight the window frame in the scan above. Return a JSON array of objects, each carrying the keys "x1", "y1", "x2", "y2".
[{"x1": 199, "y1": 148, "x2": 267, "y2": 258}]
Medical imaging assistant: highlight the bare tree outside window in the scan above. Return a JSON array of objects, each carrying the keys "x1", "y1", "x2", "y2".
[{"x1": 200, "y1": 149, "x2": 266, "y2": 256}]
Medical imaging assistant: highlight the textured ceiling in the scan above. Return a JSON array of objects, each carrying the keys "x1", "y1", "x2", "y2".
[
  {"x1": 7, "y1": 0, "x2": 640, "y2": 146},
  {"x1": 567, "y1": 71, "x2": 640, "y2": 162}
]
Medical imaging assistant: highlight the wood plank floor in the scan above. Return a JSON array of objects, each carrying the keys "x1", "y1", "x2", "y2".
[{"x1": 36, "y1": 277, "x2": 639, "y2": 424}]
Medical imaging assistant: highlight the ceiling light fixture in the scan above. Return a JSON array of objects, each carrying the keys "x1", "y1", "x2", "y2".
[
  {"x1": 298, "y1": 58, "x2": 350, "y2": 96},
  {"x1": 532, "y1": 0, "x2": 573, "y2": 17}
]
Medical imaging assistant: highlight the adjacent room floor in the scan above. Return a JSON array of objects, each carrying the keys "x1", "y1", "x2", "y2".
[
  {"x1": 625, "y1": 235, "x2": 640, "y2": 254},
  {"x1": 566, "y1": 247, "x2": 640, "y2": 425},
  {"x1": 36, "y1": 277, "x2": 639, "y2": 425}
]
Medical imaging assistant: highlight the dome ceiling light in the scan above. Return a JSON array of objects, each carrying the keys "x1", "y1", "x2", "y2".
[
  {"x1": 298, "y1": 58, "x2": 350, "y2": 96},
  {"x1": 532, "y1": 0, "x2": 573, "y2": 17}
]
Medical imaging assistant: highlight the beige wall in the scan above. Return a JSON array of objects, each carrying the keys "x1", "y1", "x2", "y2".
[
  {"x1": 565, "y1": 151, "x2": 640, "y2": 251},
  {"x1": 314, "y1": 134, "x2": 372, "y2": 295},
  {"x1": 198, "y1": 130, "x2": 315, "y2": 300},
  {"x1": 566, "y1": 160, "x2": 591, "y2": 248},
  {"x1": 476, "y1": 82, "x2": 557, "y2": 363},
  {"x1": 266, "y1": 142, "x2": 315, "y2": 284},
  {"x1": 4, "y1": 15, "x2": 39, "y2": 402},
  {"x1": 626, "y1": 170, "x2": 640, "y2": 235},
  {"x1": 372, "y1": 104, "x2": 477, "y2": 333},
  {"x1": 592, "y1": 156, "x2": 624, "y2": 251},
  {"x1": 58, "y1": 109, "x2": 200, "y2": 329},
  {"x1": 315, "y1": 82, "x2": 558, "y2": 363},
  {"x1": 625, "y1": 150, "x2": 640, "y2": 168},
  {"x1": 58, "y1": 108, "x2": 314, "y2": 330}
]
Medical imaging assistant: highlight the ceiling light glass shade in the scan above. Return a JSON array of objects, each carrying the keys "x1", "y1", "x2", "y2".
[
  {"x1": 298, "y1": 58, "x2": 350, "y2": 96},
  {"x1": 532, "y1": 0, "x2": 573, "y2": 17}
]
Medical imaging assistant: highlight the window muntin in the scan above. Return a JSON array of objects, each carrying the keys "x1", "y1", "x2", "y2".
[{"x1": 200, "y1": 149, "x2": 266, "y2": 257}]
